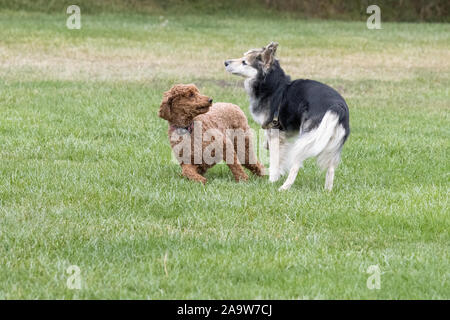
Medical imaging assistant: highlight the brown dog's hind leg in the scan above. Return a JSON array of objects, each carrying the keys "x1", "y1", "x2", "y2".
[
  {"x1": 227, "y1": 157, "x2": 248, "y2": 182},
  {"x1": 243, "y1": 135, "x2": 265, "y2": 176},
  {"x1": 225, "y1": 139, "x2": 248, "y2": 182},
  {"x1": 181, "y1": 164, "x2": 207, "y2": 184}
]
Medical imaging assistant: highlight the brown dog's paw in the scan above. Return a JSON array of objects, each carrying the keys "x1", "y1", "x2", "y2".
[
  {"x1": 235, "y1": 173, "x2": 249, "y2": 182},
  {"x1": 191, "y1": 176, "x2": 206, "y2": 184},
  {"x1": 255, "y1": 164, "x2": 265, "y2": 177},
  {"x1": 244, "y1": 163, "x2": 265, "y2": 177}
]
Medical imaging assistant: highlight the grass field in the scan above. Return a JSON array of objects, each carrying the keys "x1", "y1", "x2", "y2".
[{"x1": 0, "y1": 10, "x2": 449, "y2": 299}]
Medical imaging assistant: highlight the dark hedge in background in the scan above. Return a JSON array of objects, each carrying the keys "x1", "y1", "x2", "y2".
[{"x1": 1, "y1": 0, "x2": 448, "y2": 22}]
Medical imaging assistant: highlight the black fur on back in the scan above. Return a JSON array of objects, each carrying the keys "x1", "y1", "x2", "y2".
[{"x1": 250, "y1": 60, "x2": 350, "y2": 142}]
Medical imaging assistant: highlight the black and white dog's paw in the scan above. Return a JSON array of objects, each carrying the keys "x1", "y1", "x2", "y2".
[{"x1": 269, "y1": 173, "x2": 280, "y2": 183}]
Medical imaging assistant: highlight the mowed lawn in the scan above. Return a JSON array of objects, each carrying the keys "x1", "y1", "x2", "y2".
[{"x1": 0, "y1": 11, "x2": 449, "y2": 299}]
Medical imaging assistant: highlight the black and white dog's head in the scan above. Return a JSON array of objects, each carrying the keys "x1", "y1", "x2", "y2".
[
  {"x1": 224, "y1": 42, "x2": 278, "y2": 78},
  {"x1": 224, "y1": 42, "x2": 286, "y2": 126}
]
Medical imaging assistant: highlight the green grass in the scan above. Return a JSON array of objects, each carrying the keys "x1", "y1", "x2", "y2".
[{"x1": 0, "y1": 11, "x2": 449, "y2": 299}]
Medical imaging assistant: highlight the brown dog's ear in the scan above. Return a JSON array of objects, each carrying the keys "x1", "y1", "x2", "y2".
[
  {"x1": 158, "y1": 94, "x2": 172, "y2": 121},
  {"x1": 262, "y1": 42, "x2": 278, "y2": 72}
]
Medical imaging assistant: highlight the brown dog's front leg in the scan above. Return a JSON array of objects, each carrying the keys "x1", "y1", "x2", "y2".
[
  {"x1": 243, "y1": 134, "x2": 265, "y2": 177},
  {"x1": 181, "y1": 164, "x2": 207, "y2": 184}
]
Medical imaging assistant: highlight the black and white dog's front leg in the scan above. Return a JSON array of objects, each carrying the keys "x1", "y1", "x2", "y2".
[
  {"x1": 267, "y1": 128, "x2": 281, "y2": 182},
  {"x1": 263, "y1": 129, "x2": 269, "y2": 150}
]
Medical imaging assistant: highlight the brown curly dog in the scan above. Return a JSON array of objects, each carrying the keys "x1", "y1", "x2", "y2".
[{"x1": 159, "y1": 84, "x2": 264, "y2": 184}]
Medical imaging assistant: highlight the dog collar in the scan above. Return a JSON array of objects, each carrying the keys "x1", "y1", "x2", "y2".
[
  {"x1": 170, "y1": 123, "x2": 194, "y2": 135},
  {"x1": 262, "y1": 101, "x2": 283, "y2": 130}
]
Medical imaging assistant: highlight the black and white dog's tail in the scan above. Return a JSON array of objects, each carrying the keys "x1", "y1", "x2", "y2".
[{"x1": 282, "y1": 110, "x2": 347, "y2": 190}]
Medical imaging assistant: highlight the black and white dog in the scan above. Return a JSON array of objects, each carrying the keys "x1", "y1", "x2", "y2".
[{"x1": 224, "y1": 42, "x2": 350, "y2": 191}]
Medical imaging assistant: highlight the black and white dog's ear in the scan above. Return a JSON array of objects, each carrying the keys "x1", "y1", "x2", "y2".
[
  {"x1": 262, "y1": 42, "x2": 278, "y2": 72},
  {"x1": 266, "y1": 41, "x2": 279, "y2": 50}
]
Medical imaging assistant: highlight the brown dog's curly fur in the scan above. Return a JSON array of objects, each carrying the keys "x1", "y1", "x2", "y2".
[{"x1": 159, "y1": 84, "x2": 264, "y2": 184}]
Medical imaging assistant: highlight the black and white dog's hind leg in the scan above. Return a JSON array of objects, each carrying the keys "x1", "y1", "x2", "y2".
[
  {"x1": 267, "y1": 129, "x2": 281, "y2": 182},
  {"x1": 279, "y1": 111, "x2": 347, "y2": 191},
  {"x1": 317, "y1": 117, "x2": 347, "y2": 191}
]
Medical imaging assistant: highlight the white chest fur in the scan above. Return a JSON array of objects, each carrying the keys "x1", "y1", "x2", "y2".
[{"x1": 244, "y1": 77, "x2": 268, "y2": 125}]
